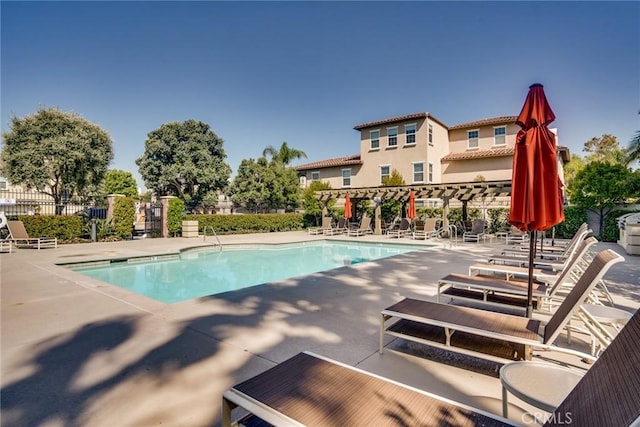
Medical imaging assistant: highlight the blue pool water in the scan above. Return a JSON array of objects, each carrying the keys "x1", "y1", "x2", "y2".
[{"x1": 73, "y1": 241, "x2": 425, "y2": 303}]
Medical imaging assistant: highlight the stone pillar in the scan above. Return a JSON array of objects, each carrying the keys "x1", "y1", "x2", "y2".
[
  {"x1": 160, "y1": 196, "x2": 176, "y2": 238},
  {"x1": 322, "y1": 202, "x2": 328, "y2": 218},
  {"x1": 106, "y1": 194, "x2": 125, "y2": 221},
  {"x1": 442, "y1": 197, "x2": 450, "y2": 237},
  {"x1": 374, "y1": 203, "x2": 382, "y2": 235}
]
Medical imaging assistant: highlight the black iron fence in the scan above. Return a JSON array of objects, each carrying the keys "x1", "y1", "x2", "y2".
[{"x1": 0, "y1": 190, "x2": 107, "y2": 218}]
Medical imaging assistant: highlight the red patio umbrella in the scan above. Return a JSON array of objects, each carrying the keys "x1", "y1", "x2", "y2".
[
  {"x1": 407, "y1": 191, "x2": 417, "y2": 219},
  {"x1": 509, "y1": 83, "x2": 565, "y2": 317},
  {"x1": 344, "y1": 193, "x2": 352, "y2": 220}
]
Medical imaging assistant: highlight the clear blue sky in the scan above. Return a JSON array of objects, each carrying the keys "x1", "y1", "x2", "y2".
[{"x1": 2, "y1": 1, "x2": 638, "y2": 190}]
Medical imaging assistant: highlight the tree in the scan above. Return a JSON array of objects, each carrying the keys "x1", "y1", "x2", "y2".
[
  {"x1": 562, "y1": 154, "x2": 586, "y2": 200},
  {"x1": 627, "y1": 130, "x2": 640, "y2": 166},
  {"x1": 568, "y1": 161, "x2": 636, "y2": 237},
  {"x1": 583, "y1": 134, "x2": 626, "y2": 165},
  {"x1": 136, "y1": 120, "x2": 231, "y2": 211},
  {"x1": 380, "y1": 169, "x2": 405, "y2": 223},
  {"x1": 103, "y1": 169, "x2": 138, "y2": 198},
  {"x1": 302, "y1": 180, "x2": 334, "y2": 225},
  {"x1": 262, "y1": 142, "x2": 307, "y2": 165},
  {"x1": 1, "y1": 108, "x2": 113, "y2": 214},
  {"x1": 229, "y1": 158, "x2": 273, "y2": 213}
]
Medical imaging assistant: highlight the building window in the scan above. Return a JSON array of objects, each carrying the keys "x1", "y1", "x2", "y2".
[
  {"x1": 405, "y1": 124, "x2": 416, "y2": 145},
  {"x1": 413, "y1": 162, "x2": 424, "y2": 183},
  {"x1": 428, "y1": 124, "x2": 433, "y2": 145},
  {"x1": 299, "y1": 176, "x2": 307, "y2": 187},
  {"x1": 428, "y1": 162, "x2": 434, "y2": 183},
  {"x1": 494, "y1": 126, "x2": 506, "y2": 146},
  {"x1": 370, "y1": 130, "x2": 380, "y2": 150},
  {"x1": 380, "y1": 165, "x2": 390, "y2": 184},
  {"x1": 468, "y1": 130, "x2": 479, "y2": 149},
  {"x1": 342, "y1": 168, "x2": 351, "y2": 187},
  {"x1": 311, "y1": 171, "x2": 320, "y2": 181},
  {"x1": 387, "y1": 127, "x2": 398, "y2": 147}
]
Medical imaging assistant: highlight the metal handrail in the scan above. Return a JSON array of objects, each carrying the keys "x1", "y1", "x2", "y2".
[{"x1": 203, "y1": 225, "x2": 221, "y2": 249}]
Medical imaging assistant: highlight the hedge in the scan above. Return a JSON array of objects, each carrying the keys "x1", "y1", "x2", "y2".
[
  {"x1": 18, "y1": 215, "x2": 84, "y2": 241},
  {"x1": 186, "y1": 213, "x2": 304, "y2": 234}
]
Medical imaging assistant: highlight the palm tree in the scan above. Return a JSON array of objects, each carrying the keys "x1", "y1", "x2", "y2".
[
  {"x1": 626, "y1": 130, "x2": 640, "y2": 165},
  {"x1": 262, "y1": 142, "x2": 307, "y2": 165}
]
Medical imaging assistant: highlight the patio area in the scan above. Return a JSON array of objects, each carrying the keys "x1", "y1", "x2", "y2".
[{"x1": 1, "y1": 232, "x2": 639, "y2": 426}]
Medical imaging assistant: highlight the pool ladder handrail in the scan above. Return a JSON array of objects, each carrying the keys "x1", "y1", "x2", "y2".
[{"x1": 203, "y1": 225, "x2": 222, "y2": 249}]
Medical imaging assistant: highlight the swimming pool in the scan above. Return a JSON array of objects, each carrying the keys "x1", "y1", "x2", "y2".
[{"x1": 73, "y1": 241, "x2": 427, "y2": 303}]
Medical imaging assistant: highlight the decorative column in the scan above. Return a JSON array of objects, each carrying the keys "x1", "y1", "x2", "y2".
[
  {"x1": 160, "y1": 196, "x2": 176, "y2": 238},
  {"x1": 106, "y1": 194, "x2": 125, "y2": 221},
  {"x1": 442, "y1": 197, "x2": 450, "y2": 237}
]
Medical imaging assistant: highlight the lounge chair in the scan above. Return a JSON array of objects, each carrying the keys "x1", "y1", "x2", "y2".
[
  {"x1": 7, "y1": 220, "x2": 57, "y2": 249},
  {"x1": 307, "y1": 216, "x2": 332, "y2": 235},
  {"x1": 438, "y1": 236, "x2": 598, "y2": 314},
  {"x1": 505, "y1": 226, "x2": 528, "y2": 245},
  {"x1": 386, "y1": 218, "x2": 411, "y2": 238},
  {"x1": 380, "y1": 249, "x2": 624, "y2": 363},
  {"x1": 323, "y1": 218, "x2": 348, "y2": 236},
  {"x1": 222, "y1": 351, "x2": 517, "y2": 427},
  {"x1": 413, "y1": 217, "x2": 438, "y2": 240},
  {"x1": 462, "y1": 219, "x2": 486, "y2": 243},
  {"x1": 222, "y1": 306, "x2": 640, "y2": 427},
  {"x1": 502, "y1": 223, "x2": 589, "y2": 256},
  {"x1": 347, "y1": 216, "x2": 372, "y2": 237}
]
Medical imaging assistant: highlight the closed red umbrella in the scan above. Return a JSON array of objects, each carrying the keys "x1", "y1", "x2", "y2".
[
  {"x1": 344, "y1": 193, "x2": 352, "y2": 220},
  {"x1": 509, "y1": 83, "x2": 565, "y2": 317},
  {"x1": 407, "y1": 191, "x2": 417, "y2": 219}
]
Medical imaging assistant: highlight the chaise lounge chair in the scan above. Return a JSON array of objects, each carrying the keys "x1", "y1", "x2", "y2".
[
  {"x1": 307, "y1": 216, "x2": 333, "y2": 235},
  {"x1": 222, "y1": 303, "x2": 640, "y2": 427},
  {"x1": 7, "y1": 220, "x2": 57, "y2": 249},
  {"x1": 437, "y1": 236, "x2": 598, "y2": 314},
  {"x1": 505, "y1": 226, "x2": 528, "y2": 245},
  {"x1": 347, "y1": 216, "x2": 372, "y2": 237},
  {"x1": 380, "y1": 249, "x2": 624, "y2": 363},
  {"x1": 412, "y1": 217, "x2": 438, "y2": 240},
  {"x1": 323, "y1": 218, "x2": 348, "y2": 236},
  {"x1": 462, "y1": 219, "x2": 486, "y2": 243},
  {"x1": 386, "y1": 218, "x2": 411, "y2": 238}
]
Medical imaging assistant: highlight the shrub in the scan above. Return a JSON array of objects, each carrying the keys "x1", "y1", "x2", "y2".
[
  {"x1": 554, "y1": 206, "x2": 588, "y2": 239},
  {"x1": 18, "y1": 215, "x2": 83, "y2": 242},
  {"x1": 167, "y1": 198, "x2": 186, "y2": 235},
  {"x1": 603, "y1": 209, "x2": 640, "y2": 242},
  {"x1": 186, "y1": 213, "x2": 304, "y2": 234},
  {"x1": 112, "y1": 197, "x2": 136, "y2": 238}
]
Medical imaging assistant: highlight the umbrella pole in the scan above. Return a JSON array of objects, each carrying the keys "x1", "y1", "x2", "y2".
[{"x1": 526, "y1": 230, "x2": 536, "y2": 318}]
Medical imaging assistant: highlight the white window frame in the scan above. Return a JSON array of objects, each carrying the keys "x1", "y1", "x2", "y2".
[
  {"x1": 412, "y1": 162, "x2": 424, "y2": 184},
  {"x1": 387, "y1": 126, "x2": 398, "y2": 147},
  {"x1": 404, "y1": 123, "x2": 416, "y2": 145},
  {"x1": 342, "y1": 168, "x2": 351, "y2": 188},
  {"x1": 428, "y1": 124, "x2": 433, "y2": 145},
  {"x1": 311, "y1": 171, "x2": 320, "y2": 181},
  {"x1": 370, "y1": 129, "x2": 380, "y2": 150},
  {"x1": 467, "y1": 129, "x2": 479, "y2": 149},
  {"x1": 493, "y1": 126, "x2": 506, "y2": 146},
  {"x1": 380, "y1": 165, "x2": 391, "y2": 184},
  {"x1": 428, "y1": 162, "x2": 434, "y2": 183},
  {"x1": 299, "y1": 175, "x2": 307, "y2": 187}
]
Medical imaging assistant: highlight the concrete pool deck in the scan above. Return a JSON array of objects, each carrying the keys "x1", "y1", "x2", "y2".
[{"x1": 1, "y1": 232, "x2": 639, "y2": 426}]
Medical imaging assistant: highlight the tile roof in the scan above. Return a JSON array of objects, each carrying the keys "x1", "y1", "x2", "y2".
[
  {"x1": 440, "y1": 147, "x2": 515, "y2": 162},
  {"x1": 448, "y1": 116, "x2": 518, "y2": 130},
  {"x1": 353, "y1": 112, "x2": 448, "y2": 130},
  {"x1": 295, "y1": 154, "x2": 362, "y2": 171}
]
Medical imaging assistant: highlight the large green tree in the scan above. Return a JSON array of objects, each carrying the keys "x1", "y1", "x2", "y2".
[
  {"x1": 262, "y1": 141, "x2": 307, "y2": 165},
  {"x1": 136, "y1": 120, "x2": 231, "y2": 211},
  {"x1": 103, "y1": 169, "x2": 138, "y2": 198},
  {"x1": 1, "y1": 108, "x2": 113, "y2": 214},
  {"x1": 568, "y1": 161, "x2": 637, "y2": 237},
  {"x1": 583, "y1": 134, "x2": 626, "y2": 164},
  {"x1": 302, "y1": 180, "x2": 334, "y2": 225},
  {"x1": 228, "y1": 158, "x2": 273, "y2": 213}
]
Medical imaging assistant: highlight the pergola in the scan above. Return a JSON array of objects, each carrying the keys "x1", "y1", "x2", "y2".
[{"x1": 315, "y1": 180, "x2": 512, "y2": 235}]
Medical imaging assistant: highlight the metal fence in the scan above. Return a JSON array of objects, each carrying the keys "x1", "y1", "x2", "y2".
[{"x1": 0, "y1": 190, "x2": 107, "y2": 218}]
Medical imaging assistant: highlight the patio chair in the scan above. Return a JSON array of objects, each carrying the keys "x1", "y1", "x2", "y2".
[
  {"x1": 413, "y1": 217, "x2": 438, "y2": 240},
  {"x1": 222, "y1": 306, "x2": 640, "y2": 427},
  {"x1": 462, "y1": 219, "x2": 486, "y2": 243},
  {"x1": 323, "y1": 218, "x2": 348, "y2": 236},
  {"x1": 438, "y1": 237, "x2": 598, "y2": 314},
  {"x1": 501, "y1": 224, "x2": 590, "y2": 258},
  {"x1": 7, "y1": 220, "x2": 57, "y2": 249},
  {"x1": 308, "y1": 216, "x2": 332, "y2": 235},
  {"x1": 347, "y1": 216, "x2": 372, "y2": 237},
  {"x1": 505, "y1": 226, "x2": 528, "y2": 245},
  {"x1": 386, "y1": 218, "x2": 411, "y2": 238},
  {"x1": 380, "y1": 249, "x2": 624, "y2": 363}
]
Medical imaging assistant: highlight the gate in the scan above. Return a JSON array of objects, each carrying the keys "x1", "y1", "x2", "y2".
[{"x1": 134, "y1": 202, "x2": 163, "y2": 237}]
